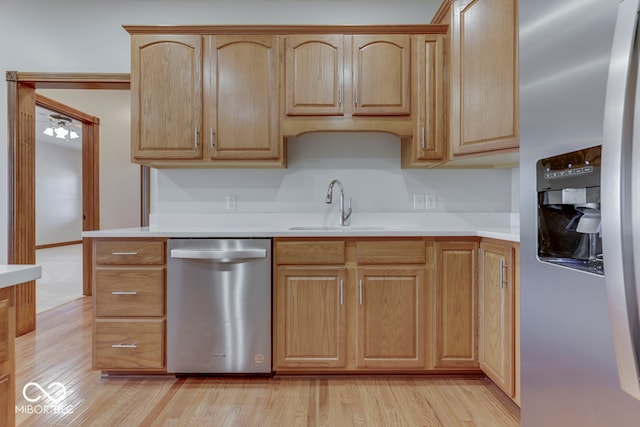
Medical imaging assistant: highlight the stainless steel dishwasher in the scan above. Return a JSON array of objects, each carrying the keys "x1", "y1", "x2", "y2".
[{"x1": 167, "y1": 238, "x2": 271, "y2": 374}]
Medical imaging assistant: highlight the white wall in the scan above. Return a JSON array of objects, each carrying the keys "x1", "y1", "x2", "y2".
[
  {"x1": 154, "y1": 133, "x2": 514, "y2": 214},
  {"x1": 37, "y1": 89, "x2": 139, "y2": 230},
  {"x1": 35, "y1": 141, "x2": 82, "y2": 245}
]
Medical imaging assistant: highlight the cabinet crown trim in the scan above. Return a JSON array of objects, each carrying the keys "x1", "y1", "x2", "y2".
[{"x1": 123, "y1": 24, "x2": 448, "y2": 35}]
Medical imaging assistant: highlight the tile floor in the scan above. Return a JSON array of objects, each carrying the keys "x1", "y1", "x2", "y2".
[{"x1": 35, "y1": 243, "x2": 84, "y2": 313}]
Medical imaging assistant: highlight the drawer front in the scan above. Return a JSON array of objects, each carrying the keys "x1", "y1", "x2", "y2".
[
  {"x1": 95, "y1": 240, "x2": 165, "y2": 265},
  {"x1": 0, "y1": 299, "x2": 7, "y2": 364},
  {"x1": 356, "y1": 240, "x2": 426, "y2": 264},
  {"x1": 95, "y1": 267, "x2": 165, "y2": 317},
  {"x1": 276, "y1": 241, "x2": 345, "y2": 265},
  {"x1": 94, "y1": 319, "x2": 165, "y2": 370}
]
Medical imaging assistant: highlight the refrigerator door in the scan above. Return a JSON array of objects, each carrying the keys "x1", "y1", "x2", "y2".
[{"x1": 602, "y1": 0, "x2": 640, "y2": 400}]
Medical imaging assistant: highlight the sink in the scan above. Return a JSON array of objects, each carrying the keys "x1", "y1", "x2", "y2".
[{"x1": 288, "y1": 226, "x2": 388, "y2": 231}]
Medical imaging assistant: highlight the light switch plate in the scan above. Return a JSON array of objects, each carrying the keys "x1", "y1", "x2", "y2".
[
  {"x1": 426, "y1": 194, "x2": 437, "y2": 210},
  {"x1": 413, "y1": 193, "x2": 426, "y2": 210},
  {"x1": 226, "y1": 195, "x2": 237, "y2": 210}
]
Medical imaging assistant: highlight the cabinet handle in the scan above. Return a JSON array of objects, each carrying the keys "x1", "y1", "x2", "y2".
[
  {"x1": 421, "y1": 127, "x2": 426, "y2": 149},
  {"x1": 111, "y1": 291, "x2": 138, "y2": 295},
  {"x1": 355, "y1": 85, "x2": 359, "y2": 107},
  {"x1": 340, "y1": 279, "x2": 344, "y2": 306},
  {"x1": 359, "y1": 279, "x2": 363, "y2": 305},
  {"x1": 111, "y1": 251, "x2": 138, "y2": 256},
  {"x1": 339, "y1": 84, "x2": 343, "y2": 106},
  {"x1": 499, "y1": 259, "x2": 509, "y2": 289},
  {"x1": 194, "y1": 127, "x2": 199, "y2": 149},
  {"x1": 111, "y1": 343, "x2": 137, "y2": 349},
  {"x1": 210, "y1": 128, "x2": 215, "y2": 150}
]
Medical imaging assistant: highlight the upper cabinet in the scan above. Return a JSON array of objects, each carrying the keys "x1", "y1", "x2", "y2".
[
  {"x1": 401, "y1": 34, "x2": 446, "y2": 166},
  {"x1": 448, "y1": 0, "x2": 519, "y2": 158},
  {"x1": 208, "y1": 35, "x2": 281, "y2": 161},
  {"x1": 131, "y1": 35, "x2": 204, "y2": 160},
  {"x1": 285, "y1": 35, "x2": 345, "y2": 116},
  {"x1": 352, "y1": 35, "x2": 411, "y2": 116},
  {"x1": 129, "y1": 31, "x2": 283, "y2": 167}
]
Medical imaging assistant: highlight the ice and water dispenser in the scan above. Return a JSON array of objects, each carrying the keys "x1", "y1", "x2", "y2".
[{"x1": 536, "y1": 145, "x2": 604, "y2": 275}]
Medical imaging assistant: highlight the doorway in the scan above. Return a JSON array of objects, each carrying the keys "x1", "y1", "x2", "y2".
[{"x1": 6, "y1": 72, "x2": 133, "y2": 336}]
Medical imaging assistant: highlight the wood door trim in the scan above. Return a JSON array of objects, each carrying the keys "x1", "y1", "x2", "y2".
[{"x1": 6, "y1": 72, "x2": 132, "y2": 336}]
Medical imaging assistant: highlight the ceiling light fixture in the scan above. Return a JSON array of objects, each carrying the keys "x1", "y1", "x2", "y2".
[{"x1": 43, "y1": 114, "x2": 80, "y2": 141}]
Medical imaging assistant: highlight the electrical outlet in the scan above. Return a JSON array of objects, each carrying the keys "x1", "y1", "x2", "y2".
[
  {"x1": 413, "y1": 193, "x2": 426, "y2": 210},
  {"x1": 226, "y1": 195, "x2": 237, "y2": 210},
  {"x1": 426, "y1": 194, "x2": 437, "y2": 210}
]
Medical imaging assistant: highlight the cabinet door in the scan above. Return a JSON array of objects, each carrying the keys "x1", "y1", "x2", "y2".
[
  {"x1": 0, "y1": 291, "x2": 14, "y2": 427},
  {"x1": 352, "y1": 35, "x2": 411, "y2": 116},
  {"x1": 450, "y1": 0, "x2": 518, "y2": 156},
  {"x1": 356, "y1": 267, "x2": 426, "y2": 369},
  {"x1": 434, "y1": 240, "x2": 479, "y2": 368},
  {"x1": 275, "y1": 268, "x2": 346, "y2": 369},
  {"x1": 285, "y1": 35, "x2": 344, "y2": 116},
  {"x1": 209, "y1": 35, "x2": 280, "y2": 160},
  {"x1": 479, "y1": 241, "x2": 514, "y2": 397},
  {"x1": 131, "y1": 35, "x2": 203, "y2": 160},
  {"x1": 402, "y1": 34, "x2": 446, "y2": 166}
]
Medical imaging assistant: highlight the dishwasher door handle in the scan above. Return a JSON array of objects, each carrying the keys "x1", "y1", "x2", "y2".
[{"x1": 170, "y1": 248, "x2": 267, "y2": 261}]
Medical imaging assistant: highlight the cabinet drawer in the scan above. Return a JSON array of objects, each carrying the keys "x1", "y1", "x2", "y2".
[
  {"x1": 276, "y1": 241, "x2": 345, "y2": 265},
  {"x1": 94, "y1": 319, "x2": 165, "y2": 370},
  {"x1": 95, "y1": 268, "x2": 165, "y2": 317},
  {"x1": 95, "y1": 240, "x2": 165, "y2": 265},
  {"x1": 357, "y1": 240, "x2": 426, "y2": 264}
]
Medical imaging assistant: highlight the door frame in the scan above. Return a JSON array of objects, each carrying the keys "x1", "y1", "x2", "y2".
[{"x1": 6, "y1": 71, "x2": 131, "y2": 336}]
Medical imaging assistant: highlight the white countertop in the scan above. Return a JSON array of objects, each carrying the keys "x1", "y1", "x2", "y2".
[
  {"x1": 83, "y1": 212, "x2": 520, "y2": 242},
  {"x1": 0, "y1": 265, "x2": 42, "y2": 290}
]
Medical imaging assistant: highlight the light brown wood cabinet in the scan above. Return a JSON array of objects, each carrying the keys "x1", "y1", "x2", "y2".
[
  {"x1": 131, "y1": 35, "x2": 204, "y2": 161},
  {"x1": 275, "y1": 267, "x2": 347, "y2": 369},
  {"x1": 447, "y1": 0, "x2": 519, "y2": 158},
  {"x1": 284, "y1": 34, "x2": 411, "y2": 118},
  {"x1": 274, "y1": 238, "x2": 430, "y2": 372},
  {"x1": 208, "y1": 35, "x2": 281, "y2": 161},
  {"x1": 434, "y1": 239, "x2": 480, "y2": 369},
  {"x1": 479, "y1": 238, "x2": 520, "y2": 404},
  {"x1": 402, "y1": 34, "x2": 446, "y2": 166},
  {"x1": 92, "y1": 238, "x2": 167, "y2": 373},
  {"x1": 129, "y1": 31, "x2": 283, "y2": 167},
  {"x1": 356, "y1": 267, "x2": 426, "y2": 369},
  {"x1": 0, "y1": 288, "x2": 14, "y2": 427}
]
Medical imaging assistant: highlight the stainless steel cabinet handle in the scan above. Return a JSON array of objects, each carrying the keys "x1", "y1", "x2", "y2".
[
  {"x1": 111, "y1": 343, "x2": 137, "y2": 349},
  {"x1": 210, "y1": 128, "x2": 215, "y2": 150},
  {"x1": 339, "y1": 84, "x2": 343, "y2": 106},
  {"x1": 359, "y1": 279, "x2": 363, "y2": 305},
  {"x1": 355, "y1": 85, "x2": 359, "y2": 106},
  {"x1": 111, "y1": 291, "x2": 138, "y2": 295},
  {"x1": 170, "y1": 249, "x2": 267, "y2": 261},
  {"x1": 340, "y1": 279, "x2": 344, "y2": 306},
  {"x1": 421, "y1": 127, "x2": 426, "y2": 149},
  {"x1": 194, "y1": 127, "x2": 199, "y2": 149},
  {"x1": 111, "y1": 251, "x2": 138, "y2": 256},
  {"x1": 499, "y1": 259, "x2": 509, "y2": 289}
]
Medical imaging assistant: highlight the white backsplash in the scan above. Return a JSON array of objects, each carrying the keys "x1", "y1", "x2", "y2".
[{"x1": 151, "y1": 132, "x2": 517, "y2": 217}]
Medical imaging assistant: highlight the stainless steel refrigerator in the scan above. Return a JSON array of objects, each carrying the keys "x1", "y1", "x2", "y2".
[{"x1": 521, "y1": 0, "x2": 640, "y2": 425}]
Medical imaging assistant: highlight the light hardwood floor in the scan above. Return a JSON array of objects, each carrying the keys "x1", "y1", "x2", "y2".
[{"x1": 15, "y1": 297, "x2": 520, "y2": 426}]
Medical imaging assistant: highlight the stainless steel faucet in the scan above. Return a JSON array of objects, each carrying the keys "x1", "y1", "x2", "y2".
[{"x1": 325, "y1": 179, "x2": 352, "y2": 226}]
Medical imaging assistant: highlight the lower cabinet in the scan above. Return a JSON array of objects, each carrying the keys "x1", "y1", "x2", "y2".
[
  {"x1": 91, "y1": 238, "x2": 167, "y2": 373},
  {"x1": 479, "y1": 238, "x2": 520, "y2": 403},
  {"x1": 274, "y1": 238, "x2": 432, "y2": 372},
  {"x1": 434, "y1": 239, "x2": 479, "y2": 369},
  {"x1": 356, "y1": 267, "x2": 426, "y2": 369},
  {"x1": 275, "y1": 267, "x2": 347, "y2": 369},
  {"x1": 0, "y1": 288, "x2": 14, "y2": 427}
]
